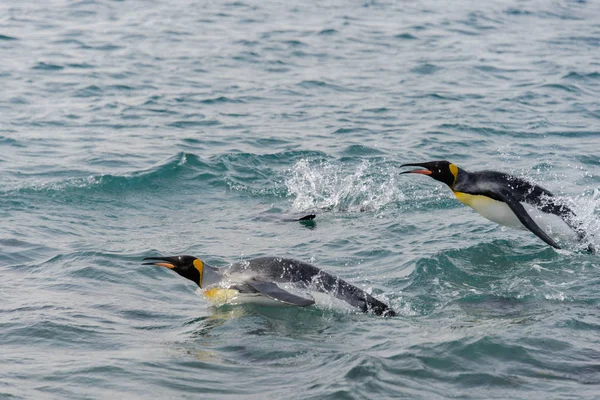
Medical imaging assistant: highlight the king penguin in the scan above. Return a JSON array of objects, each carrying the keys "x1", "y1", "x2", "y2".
[
  {"x1": 143, "y1": 255, "x2": 396, "y2": 317},
  {"x1": 400, "y1": 160, "x2": 592, "y2": 250}
]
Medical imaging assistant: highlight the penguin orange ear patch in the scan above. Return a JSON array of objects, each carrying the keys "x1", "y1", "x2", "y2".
[
  {"x1": 193, "y1": 259, "x2": 204, "y2": 271},
  {"x1": 449, "y1": 163, "x2": 459, "y2": 186},
  {"x1": 449, "y1": 163, "x2": 459, "y2": 178},
  {"x1": 193, "y1": 259, "x2": 204, "y2": 285}
]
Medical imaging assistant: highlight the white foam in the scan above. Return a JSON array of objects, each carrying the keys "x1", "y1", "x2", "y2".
[{"x1": 285, "y1": 159, "x2": 404, "y2": 213}]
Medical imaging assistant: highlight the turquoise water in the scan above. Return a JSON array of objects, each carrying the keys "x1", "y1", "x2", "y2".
[{"x1": 1, "y1": 0, "x2": 600, "y2": 398}]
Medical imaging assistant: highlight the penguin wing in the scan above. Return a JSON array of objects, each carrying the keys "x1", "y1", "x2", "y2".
[
  {"x1": 493, "y1": 190, "x2": 561, "y2": 249},
  {"x1": 245, "y1": 279, "x2": 315, "y2": 307}
]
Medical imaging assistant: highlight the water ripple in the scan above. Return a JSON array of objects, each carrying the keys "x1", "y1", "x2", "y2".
[{"x1": 1, "y1": 0, "x2": 600, "y2": 398}]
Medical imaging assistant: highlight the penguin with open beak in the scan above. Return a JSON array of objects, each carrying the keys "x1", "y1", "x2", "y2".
[
  {"x1": 400, "y1": 160, "x2": 593, "y2": 250},
  {"x1": 143, "y1": 255, "x2": 396, "y2": 317}
]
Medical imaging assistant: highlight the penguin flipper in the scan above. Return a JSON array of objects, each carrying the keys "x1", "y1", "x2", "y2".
[
  {"x1": 495, "y1": 190, "x2": 561, "y2": 249},
  {"x1": 245, "y1": 280, "x2": 315, "y2": 307}
]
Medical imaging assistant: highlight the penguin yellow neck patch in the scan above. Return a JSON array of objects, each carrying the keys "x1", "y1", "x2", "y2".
[
  {"x1": 203, "y1": 288, "x2": 239, "y2": 305},
  {"x1": 453, "y1": 191, "x2": 481, "y2": 207}
]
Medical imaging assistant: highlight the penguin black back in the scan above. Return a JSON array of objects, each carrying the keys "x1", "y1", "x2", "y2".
[{"x1": 228, "y1": 257, "x2": 396, "y2": 317}]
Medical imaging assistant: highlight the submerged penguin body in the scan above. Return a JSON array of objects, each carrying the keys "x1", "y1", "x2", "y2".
[{"x1": 143, "y1": 255, "x2": 396, "y2": 317}]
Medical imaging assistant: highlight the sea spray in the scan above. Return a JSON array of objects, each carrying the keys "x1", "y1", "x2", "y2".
[{"x1": 285, "y1": 159, "x2": 404, "y2": 213}]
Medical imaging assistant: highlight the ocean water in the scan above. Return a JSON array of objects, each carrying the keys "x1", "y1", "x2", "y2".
[{"x1": 1, "y1": 0, "x2": 600, "y2": 398}]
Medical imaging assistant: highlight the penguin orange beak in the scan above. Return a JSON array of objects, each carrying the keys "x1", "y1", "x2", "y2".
[
  {"x1": 399, "y1": 163, "x2": 432, "y2": 175},
  {"x1": 142, "y1": 257, "x2": 176, "y2": 269}
]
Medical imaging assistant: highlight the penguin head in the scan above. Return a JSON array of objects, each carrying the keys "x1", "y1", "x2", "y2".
[
  {"x1": 143, "y1": 255, "x2": 205, "y2": 287},
  {"x1": 400, "y1": 160, "x2": 459, "y2": 188}
]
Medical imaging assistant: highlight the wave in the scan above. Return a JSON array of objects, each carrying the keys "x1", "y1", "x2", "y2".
[
  {"x1": 398, "y1": 238, "x2": 600, "y2": 318},
  {"x1": 0, "y1": 151, "x2": 310, "y2": 198},
  {"x1": 0, "y1": 151, "x2": 338, "y2": 214},
  {"x1": 1, "y1": 153, "x2": 192, "y2": 196}
]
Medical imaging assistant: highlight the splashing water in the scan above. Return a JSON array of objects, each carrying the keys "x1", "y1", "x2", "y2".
[
  {"x1": 527, "y1": 166, "x2": 600, "y2": 252},
  {"x1": 567, "y1": 188, "x2": 600, "y2": 251},
  {"x1": 285, "y1": 159, "x2": 404, "y2": 213}
]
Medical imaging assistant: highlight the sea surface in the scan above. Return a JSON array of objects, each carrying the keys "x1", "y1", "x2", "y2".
[{"x1": 1, "y1": 0, "x2": 600, "y2": 398}]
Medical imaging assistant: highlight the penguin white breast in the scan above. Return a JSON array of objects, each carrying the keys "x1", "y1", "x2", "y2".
[
  {"x1": 453, "y1": 191, "x2": 578, "y2": 243},
  {"x1": 453, "y1": 192, "x2": 524, "y2": 229}
]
